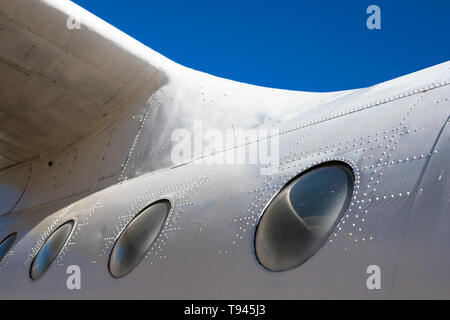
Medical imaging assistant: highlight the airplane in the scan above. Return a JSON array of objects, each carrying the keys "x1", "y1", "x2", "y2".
[{"x1": 0, "y1": 0, "x2": 449, "y2": 299}]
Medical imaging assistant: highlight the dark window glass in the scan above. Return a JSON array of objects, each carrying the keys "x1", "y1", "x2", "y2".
[
  {"x1": 255, "y1": 163, "x2": 354, "y2": 271},
  {"x1": 30, "y1": 220, "x2": 74, "y2": 280},
  {"x1": 0, "y1": 233, "x2": 17, "y2": 264},
  {"x1": 109, "y1": 200, "x2": 170, "y2": 278}
]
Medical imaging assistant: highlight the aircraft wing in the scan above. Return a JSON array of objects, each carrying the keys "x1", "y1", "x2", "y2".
[
  {"x1": 1, "y1": 0, "x2": 450, "y2": 300},
  {"x1": 0, "y1": 0, "x2": 168, "y2": 170}
]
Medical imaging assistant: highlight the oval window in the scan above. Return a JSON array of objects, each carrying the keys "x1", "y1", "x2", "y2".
[
  {"x1": 30, "y1": 220, "x2": 74, "y2": 280},
  {"x1": 255, "y1": 162, "x2": 354, "y2": 271},
  {"x1": 109, "y1": 200, "x2": 171, "y2": 278},
  {"x1": 0, "y1": 233, "x2": 17, "y2": 264}
]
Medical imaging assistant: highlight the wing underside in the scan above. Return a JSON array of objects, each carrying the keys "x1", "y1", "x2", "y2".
[{"x1": 0, "y1": 0, "x2": 168, "y2": 170}]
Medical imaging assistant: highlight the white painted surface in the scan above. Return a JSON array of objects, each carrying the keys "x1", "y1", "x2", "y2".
[{"x1": 0, "y1": 0, "x2": 449, "y2": 299}]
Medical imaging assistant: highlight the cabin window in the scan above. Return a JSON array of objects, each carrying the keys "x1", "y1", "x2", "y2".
[
  {"x1": 30, "y1": 220, "x2": 74, "y2": 280},
  {"x1": 109, "y1": 200, "x2": 170, "y2": 278},
  {"x1": 255, "y1": 162, "x2": 354, "y2": 271},
  {"x1": 0, "y1": 233, "x2": 17, "y2": 264}
]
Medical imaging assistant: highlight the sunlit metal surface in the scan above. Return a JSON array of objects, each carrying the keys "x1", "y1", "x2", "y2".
[{"x1": 0, "y1": 0, "x2": 449, "y2": 299}]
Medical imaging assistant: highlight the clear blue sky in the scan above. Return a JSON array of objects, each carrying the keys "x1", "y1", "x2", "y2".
[{"x1": 72, "y1": 0, "x2": 450, "y2": 92}]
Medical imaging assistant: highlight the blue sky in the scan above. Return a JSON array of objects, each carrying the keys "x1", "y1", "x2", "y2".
[{"x1": 72, "y1": 0, "x2": 450, "y2": 92}]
